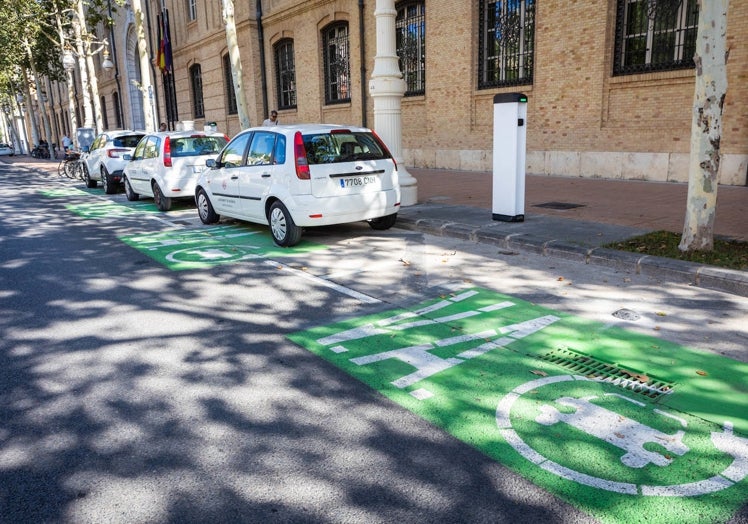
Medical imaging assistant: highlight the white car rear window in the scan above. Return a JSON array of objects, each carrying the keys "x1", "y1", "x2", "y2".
[{"x1": 302, "y1": 132, "x2": 388, "y2": 165}]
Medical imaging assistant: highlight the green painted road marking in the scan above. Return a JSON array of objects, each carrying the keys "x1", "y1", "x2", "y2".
[
  {"x1": 288, "y1": 288, "x2": 748, "y2": 524},
  {"x1": 121, "y1": 224, "x2": 327, "y2": 270},
  {"x1": 39, "y1": 187, "x2": 97, "y2": 198},
  {"x1": 65, "y1": 201, "x2": 159, "y2": 218}
]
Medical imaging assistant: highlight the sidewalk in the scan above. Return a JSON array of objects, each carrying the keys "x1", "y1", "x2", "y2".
[
  {"x1": 397, "y1": 167, "x2": 748, "y2": 297},
  {"x1": 4, "y1": 156, "x2": 748, "y2": 296}
]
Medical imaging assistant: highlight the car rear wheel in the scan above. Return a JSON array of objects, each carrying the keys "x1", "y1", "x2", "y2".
[
  {"x1": 101, "y1": 167, "x2": 117, "y2": 194},
  {"x1": 124, "y1": 176, "x2": 140, "y2": 201},
  {"x1": 152, "y1": 182, "x2": 172, "y2": 211},
  {"x1": 85, "y1": 166, "x2": 97, "y2": 188},
  {"x1": 368, "y1": 213, "x2": 397, "y2": 230},
  {"x1": 196, "y1": 189, "x2": 220, "y2": 224},
  {"x1": 269, "y1": 201, "x2": 302, "y2": 247}
]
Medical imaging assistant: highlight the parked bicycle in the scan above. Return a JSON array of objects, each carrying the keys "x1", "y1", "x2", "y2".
[
  {"x1": 31, "y1": 143, "x2": 50, "y2": 159},
  {"x1": 58, "y1": 151, "x2": 83, "y2": 179}
]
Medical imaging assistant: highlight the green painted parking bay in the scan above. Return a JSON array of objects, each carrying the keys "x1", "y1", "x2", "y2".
[
  {"x1": 288, "y1": 288, "x2": 748, "y2": 524},
  {"x1": 121, "y1": 224, "x2": 327, "y2": 270}
]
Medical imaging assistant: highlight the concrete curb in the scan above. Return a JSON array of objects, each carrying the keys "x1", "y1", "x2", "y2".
[{"x1": 396, "y1": 214, "x2": 748, "y2": 298}]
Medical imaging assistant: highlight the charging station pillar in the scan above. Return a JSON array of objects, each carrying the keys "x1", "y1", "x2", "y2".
[{"x1": 492, "y1": 93, "x2": 527, "y2": 222}]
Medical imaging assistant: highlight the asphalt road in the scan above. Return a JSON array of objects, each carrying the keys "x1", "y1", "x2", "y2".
[{"x1": 1, "y1": 163, "x2": 746, "y2": 523}]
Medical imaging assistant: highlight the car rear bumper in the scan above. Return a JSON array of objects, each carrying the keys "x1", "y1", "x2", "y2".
[{"x1": 288, "y1": 189, "x2": 400, "y2": 227}]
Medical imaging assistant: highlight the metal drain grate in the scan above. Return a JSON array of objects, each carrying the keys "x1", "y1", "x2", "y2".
[
  {"x1": 534, "y1": 201, "x2": 586, "y2": 210},
  {"x1": 541, "y1": 347, "x2": 675, "y2": 399}
]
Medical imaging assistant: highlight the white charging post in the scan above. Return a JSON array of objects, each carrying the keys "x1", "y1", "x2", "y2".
[{"x1": 492, "y1": 93, "x2": 528, "y2": 222}]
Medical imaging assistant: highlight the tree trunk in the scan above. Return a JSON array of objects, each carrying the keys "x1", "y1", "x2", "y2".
[
  {"x1": 132, "y1": 0, "x2": 156, "y2": 132},
  {"x1": 679, "y1": 0, "x2": 729, "y2": 252},
  {"x1": 222, "y1": 0, "x2": 251, "y2": 129}
]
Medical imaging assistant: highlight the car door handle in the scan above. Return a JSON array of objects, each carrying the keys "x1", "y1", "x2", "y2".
[
  {"x1": 231, "y1": 175, "x2": 239, "y2": 180},
  {"x1": 261, "y1": 173, "x2": 271, "y2": 178}
]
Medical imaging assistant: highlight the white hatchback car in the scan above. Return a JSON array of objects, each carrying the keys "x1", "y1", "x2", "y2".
[
  {"x1": 82, "y1": 130, "x2": 146, "y2": 194},
  {"x1": 123, "y1": 131, "x2": 228, "y2": 211},
  {"x1": 195, "y1": 124, "x2": 400, "y2": 247}
]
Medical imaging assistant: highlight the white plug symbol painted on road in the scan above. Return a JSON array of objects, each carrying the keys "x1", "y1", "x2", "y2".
[{"x1": 536, "y1": 395, "x2": 689, "y2": 468}]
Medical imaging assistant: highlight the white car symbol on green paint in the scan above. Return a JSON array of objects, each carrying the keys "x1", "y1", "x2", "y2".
[{"x1": 536, "y1": 395, "x2": 689, "y2": 468}]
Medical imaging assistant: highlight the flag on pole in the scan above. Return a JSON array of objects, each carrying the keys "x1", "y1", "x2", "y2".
[
  {"x1": 156, "y1": 15, "x2": 166, "y2": 72},
  {"x1": 163, "y1": 9, "x2": 173, "y2": 74}
]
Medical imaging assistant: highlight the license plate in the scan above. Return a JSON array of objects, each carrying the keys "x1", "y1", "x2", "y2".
[{"x1": 339, "y1": 175, "x2": 377, "y2": 188}]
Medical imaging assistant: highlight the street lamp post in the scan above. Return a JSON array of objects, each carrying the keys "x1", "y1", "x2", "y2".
[{"x1": 368, "y1": 0, "x2": 417, "y2": 206}]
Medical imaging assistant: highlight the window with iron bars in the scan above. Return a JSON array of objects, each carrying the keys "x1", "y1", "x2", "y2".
[
  {"x1": 190, "y1": 64, "x2": 205, "y2": 119},
  {"x1": 223, "y1": 54, "x2": 238, "y2": 115},
  {"x1": 613, "y1": 0, "x2": 698, "y2": 75},
  {"x1": 322, "y1": 23, "x2": 351, "y2": 105},
  {"x1": 478, "y1": 0, "x2": 535, "y2": 89},
  {"x1": 396, "y1": 1, "x2": 425, "y2": 96},
  {"x1": 187, "y1": 0, "x2": 197, "y2": 22},
  {"x1": 275, "y1": 39, "x2": 297, "y2": 110}
]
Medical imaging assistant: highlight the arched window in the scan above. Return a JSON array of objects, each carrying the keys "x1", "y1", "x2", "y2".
[
  {"x1": 321, "y1": 23, "x2": 350, "y2": 104},
  {"x1": 478, "y1": 0, "x2": 535, "y2": 89},
  {"x1": 100, "y1": 96, "x2": 109, "y2": 129},
  {"x1": 396, "y1": 1, "x2": 425, "y2": 96},
  {"x1": 190, "y1": 64, "x2": 205, "y2": 118},
  {"x1": 274, "y1": 39, "x2": 297, "y2": 110},
  {"x1": 112, "y1": 92, "x2": 122, "y2": 129},
  {"x1": 223, "y1": 54, "x2": 238, "y2": 115}
]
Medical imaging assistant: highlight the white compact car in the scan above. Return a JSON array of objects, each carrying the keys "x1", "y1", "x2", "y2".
[
  {"x1": 195, "y1": 124, "x2": 400, "y2": 247},
  {"x1": 0, "y1": 143, "x2": 15, "y2": 156},
  {"x1": 123, "y1": 131, "x2": 228, "y2": 211},
  {"x1": 82, "y1": 130, "x2": 146, "y2": 194}
]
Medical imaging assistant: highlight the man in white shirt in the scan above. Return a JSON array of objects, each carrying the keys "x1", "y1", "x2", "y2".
[{"x1": 263, "y1": 110, "x2": 279, "y2": 126}]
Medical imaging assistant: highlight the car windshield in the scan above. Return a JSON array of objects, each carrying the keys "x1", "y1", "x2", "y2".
[
  {"x1": 113, "y1": 135, "x2": 145, "y2": 148},
  {"x1": 302, "y1": 131, "x2": 389, "y2": 165},
  {"x1": 170, "y1": 136, "x2": 227, "y2": 157}
]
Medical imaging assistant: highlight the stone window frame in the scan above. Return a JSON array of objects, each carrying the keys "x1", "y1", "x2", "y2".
[
  {"x1": 321, "y1": 22, "x2": 351, "y2": 105},
  {"x1": 396, "y1": 0, "x2": 426, "y2": 96},
  {"x1": 274, "y1": 39, "x2": 297, "y2": 110},
  {"x1": 190, "y1": 64, "x2": 205, "y2": 119},
  {"x1": 477, "y1": 0, "x2": 535, "y2": 89}
]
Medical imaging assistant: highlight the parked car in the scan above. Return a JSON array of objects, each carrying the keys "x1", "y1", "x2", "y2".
[
  {"x1": 82, "y1": 130, "x2": 146, "y2": 194},
  {"x1": 195, "y1": 124, "x2": 400, "y2": 247},
  {"x1": 123, "y1": 131, "x2": 228, "y2": 211},
  {"x1": 0, "y1": 143, "x2": 15, "y2": 156}
]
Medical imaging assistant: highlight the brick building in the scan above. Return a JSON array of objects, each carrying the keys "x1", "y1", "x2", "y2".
[{"x1": 58, "y1": 0, "x2": 748, "y2": 186}]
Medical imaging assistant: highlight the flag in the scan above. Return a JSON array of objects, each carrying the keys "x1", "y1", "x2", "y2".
[
  {"x1": 163, "y1": 9, "x2": 173, "y2": 74},
  {"x1": 156, "y1": 15, "x2": 166, "y2": 72}
]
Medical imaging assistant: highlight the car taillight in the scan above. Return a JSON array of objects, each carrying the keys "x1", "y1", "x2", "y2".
[
  {"x1": 163, "y1": 136, "x2": 172, "y2": 167},
  {"x1": 107, "y1": 148, "x2": 129, "y2": 158},
  {"x1": 371, "y1": 130, "x2": 397, "y2": 170},
  {"x1": 294, "y1": 131, "x2": 310, "y2": 180}
]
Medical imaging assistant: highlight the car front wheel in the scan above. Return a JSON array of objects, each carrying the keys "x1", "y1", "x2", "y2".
[
  {"x1": 269, "y1": 201, "x2": 302, "y2": 247},
  {"x1": 152, "y1": 182, "x2": 172, "y2": 211},
  {"x1": 368, "y1": 213, "x2": 397, "y2": 230},
  {"x1": 124, "y1": 176, "x2": 140, "y2": 201},
  {"x1": 196, "y1": 189, "x2": 219, "y2": 224}
]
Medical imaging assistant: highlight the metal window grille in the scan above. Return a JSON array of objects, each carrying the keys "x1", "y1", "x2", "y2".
[
  {"x1": 613, "y1": 0, "x2": 698, "y2": 75},
  {"x1": 188, "y1": 0, "x2": 197, "y2": 21},
  {"x1": 478, "y1": 0, "x2": 535, "y2": 89},
  {"x1": 223, "y1": 55, "x2": 238, "y2": 115},
  {"x1": 322, "y1": 23, "x2": 351, "y2": 105},
  {"x1": 275, "y1": 40, "x2": 297, "y2": 110},
  {"x1": 191, "y1": 64, "x2": 205, "y2": 119},
  {"x1": 100, "y1": 96, "x2": 109, "y2": 130},
  {"x1": 396, "y1": 1, "x2": 426, "y2": 96}
]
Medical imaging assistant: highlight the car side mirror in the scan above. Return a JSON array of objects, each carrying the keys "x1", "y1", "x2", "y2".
[
  {"x1": 123, "y1": 154, "x2": 132, "y2": 161},
  {"x1": 205, "y1": 158, "x2": 217, "y2": 168}
]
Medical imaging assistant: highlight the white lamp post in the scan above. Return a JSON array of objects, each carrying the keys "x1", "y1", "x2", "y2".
[{"x1": 368, "y1": 0, "x2": 417, "y2": 206}]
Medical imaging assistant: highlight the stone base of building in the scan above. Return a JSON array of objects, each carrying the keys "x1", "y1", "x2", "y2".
[{"x1": 403, "y1": 149, "x2": 748, "y2": 186}]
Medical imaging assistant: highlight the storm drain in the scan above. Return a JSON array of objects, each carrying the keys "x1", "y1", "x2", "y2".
[
  {"x1": 534, "y1": 202, "x2": 586, "y2": 210},
  {"x1": 540, "y1": 347, "x2": 675, "y2": 400}
]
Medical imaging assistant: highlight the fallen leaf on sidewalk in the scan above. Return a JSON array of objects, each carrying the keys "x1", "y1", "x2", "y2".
[
  {"x1": 399, "y1": 258, "x2": 411, "y2": 266},
  {"x1": 530, "y1": 370, "x2": 548, "y2": 377},
  {"x1": 696, "y1": 370, "x2": 708, "y2": 376},
  {"x1": 557, "y1": 277, "x2": 564, "y2": 281}
]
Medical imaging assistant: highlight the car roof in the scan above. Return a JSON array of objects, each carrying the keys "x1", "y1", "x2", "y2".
[
  {"x1": 242, "y1": 123, "x2": 371, "y2": 135},
  {"x1": 148, "y1": 131, "x2": 227, "y2": 138}
]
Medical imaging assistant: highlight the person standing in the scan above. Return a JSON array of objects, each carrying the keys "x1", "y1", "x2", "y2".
[
  {"x1": 62, "y1": 134, "x2": 72, "y2": 152},
  {"x1": 262, "y1": 110, "x2": 279, "y2": 126}
]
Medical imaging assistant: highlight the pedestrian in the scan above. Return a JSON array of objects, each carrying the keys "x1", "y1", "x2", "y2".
[
  {"x1": 262, "y1": 110, "x2": 279, "y2": 126},
  {"x1": 159, "y1": 122, "x2": 167, "y2": 132},
  {"x1": 62, "y1": 134, "x2": 72, "y2": 153}
]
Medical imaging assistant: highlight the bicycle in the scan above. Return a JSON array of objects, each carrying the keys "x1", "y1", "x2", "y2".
[{"x1": 58, "y1": 151, "x2": 82, "y2": 179}]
